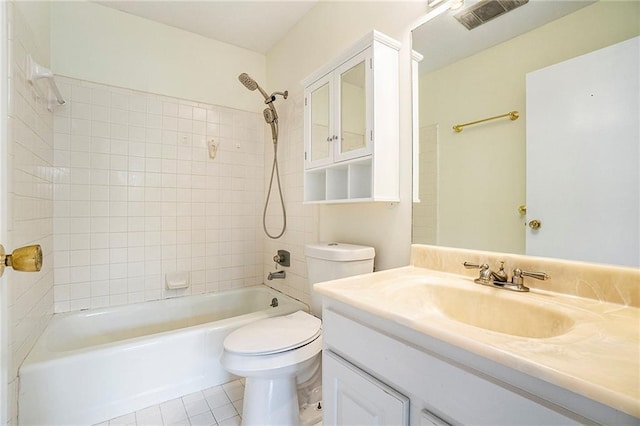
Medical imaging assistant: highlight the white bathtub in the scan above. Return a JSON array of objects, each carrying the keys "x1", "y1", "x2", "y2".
[{"x1": 19, "y1": 285, "x2": 307, "y2": 426}]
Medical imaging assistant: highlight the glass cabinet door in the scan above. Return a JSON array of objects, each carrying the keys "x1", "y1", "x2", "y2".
[
  {"x1": 336, "y1": 49, "x2": 371, "y2": 162},
  {"x1": 339, "y1": 61, "x2": 366, "y2": 155},
  {"x1": 308, "y1": 79, "x2": 332, "y2": 167},
  {"x1": 304, "y1": 48, "x2": 372, "y2": 170}
]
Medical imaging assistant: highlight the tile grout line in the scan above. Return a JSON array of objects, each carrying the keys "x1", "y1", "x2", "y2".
[{"x1": 102, "y1": 379, "x2": 244, "y2": 426}]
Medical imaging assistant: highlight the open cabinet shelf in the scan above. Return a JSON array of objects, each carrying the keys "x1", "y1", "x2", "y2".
[{"x1": 304, "y1": 157, "x2": 389, "y2": 204}]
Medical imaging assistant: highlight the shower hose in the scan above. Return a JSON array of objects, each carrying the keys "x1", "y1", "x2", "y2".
[{"x1": 263, "y1": 139, "x2": 286, "y2": 239}]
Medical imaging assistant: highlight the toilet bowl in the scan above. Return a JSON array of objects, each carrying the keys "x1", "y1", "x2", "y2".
[
  {"x1": 221, "y1": 311, "x2": 322, "y2": 426},
  {"x1": 220, "y1": 243, "x2": 375, "y2": 426}
]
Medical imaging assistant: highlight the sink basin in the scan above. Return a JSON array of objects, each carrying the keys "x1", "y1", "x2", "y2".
[{"x1": 425, "y1": 284, "x2": 575, "y2": 338}]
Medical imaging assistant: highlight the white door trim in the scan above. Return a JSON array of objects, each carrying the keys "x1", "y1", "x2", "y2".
[{"x1": 0, "y1": 0, "x2": 10, "y2": 423}]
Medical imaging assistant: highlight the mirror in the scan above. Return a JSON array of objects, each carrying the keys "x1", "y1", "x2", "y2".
[
  {"x1": 412, "y1": 0, "x2": 639, "y2": 267},
  {"x1": 340, "y1": 62, "x2": 366, "y2": 154}
]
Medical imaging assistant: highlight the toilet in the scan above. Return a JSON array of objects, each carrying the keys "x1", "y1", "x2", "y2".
[{"x1": 220, "y1": 243, "x2": 375, "y2": 426}]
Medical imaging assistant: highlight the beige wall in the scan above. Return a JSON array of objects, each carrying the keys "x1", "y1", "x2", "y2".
[
  {"x1": 50, "y1": 1, "x2": 266, "y2": 113},
  {"x1": 418, "y1": 1, "x2": 640, "y2": 254},
  {"x1": 262, "y1": 1, "x2": 426, "y2": 304},
  {"x1": 272, "y1": 4, "x2": 426, "y2": 254}
]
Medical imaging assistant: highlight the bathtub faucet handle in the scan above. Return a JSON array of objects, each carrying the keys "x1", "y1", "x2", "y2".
[{"x1": 273, "y1": 250, "x2": 290, "y2": 267}]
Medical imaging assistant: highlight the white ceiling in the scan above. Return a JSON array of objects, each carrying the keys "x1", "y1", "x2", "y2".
[
  {"x1": 412, "y1": 0, "x2": 595, "y2": 74},
  {"x1": 96, "y1": 0, "x2": 596, "y2": 70},
  {"x1": 97, "y1": 1, "x2": 318, "y2": 54}
]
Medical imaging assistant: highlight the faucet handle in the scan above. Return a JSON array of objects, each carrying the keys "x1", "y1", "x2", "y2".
[
  {"x1": 509, "y1": 268, "x2": 550, "y2": 291},
  {"x1": 463, "y1": 262, "x2": 488, "y2": 270},
  {"x1": 463, "y1": 262, "x2": 493, "y2": 284},
  {"x1": 513, "y1": 268, "x2": 550, "y2": 282}
]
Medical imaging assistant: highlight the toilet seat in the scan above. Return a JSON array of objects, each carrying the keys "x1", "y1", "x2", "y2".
[
  {"x1": 224, "y1": 311, "x2": 321, "y2": 355},
  {"x1": 221, "y1": 311, "x2": 323, "y2": 379}
]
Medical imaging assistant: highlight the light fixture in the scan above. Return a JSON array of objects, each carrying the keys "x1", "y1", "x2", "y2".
[
  {"x1": 449, "y1": 0, "x2": 465, "y2": 10},
  {"x1": 415, "y1": 0, "x2": 467, "y2": 28}
]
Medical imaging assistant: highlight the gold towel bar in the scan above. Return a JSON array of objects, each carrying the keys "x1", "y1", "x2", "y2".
[{"x1": 453, "y1": 110, "x2": 519, "y2": 133}]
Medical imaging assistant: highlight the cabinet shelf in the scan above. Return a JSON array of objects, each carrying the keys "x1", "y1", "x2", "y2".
[{"x1": 303, "y1": 157, "x2": 391, "y2": 204}]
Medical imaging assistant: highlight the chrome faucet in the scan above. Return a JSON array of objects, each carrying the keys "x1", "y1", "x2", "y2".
[
  {"x1": 463, "y1": 261, "x2": 549, "y2": 292},
  {"x1": 267, "y1": 270, "x2": 286, "y2": 280}
]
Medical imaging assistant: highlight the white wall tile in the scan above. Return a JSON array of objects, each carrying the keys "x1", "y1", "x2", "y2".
[
  {"x1": 6, "y1": 8, "x2": 56, "y2": 413},
  {"x1": 53, "y1": 77, "x2": 265, "y2": 312}
]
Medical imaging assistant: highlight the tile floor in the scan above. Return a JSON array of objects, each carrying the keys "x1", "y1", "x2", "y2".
[{"x1": 94, "y1": 380, "x2": 244, "y2": 426}]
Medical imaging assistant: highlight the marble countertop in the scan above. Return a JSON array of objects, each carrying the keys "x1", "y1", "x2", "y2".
[{"x1": 314, "y1": 265, "x2": 640, "y2": 419}]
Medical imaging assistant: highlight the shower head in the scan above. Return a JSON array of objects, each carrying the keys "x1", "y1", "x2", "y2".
[
  {"x1": 239, "y1": 72, "x2": 285, "y2": 143},
  {"x1": 263, "y1": 108, "x2": 276, "y2": 124},
  {"x1": 238, "y1": 73, "x2": 258, "y2": 91},
  {"x1": 238, "y1": 73, "x2": 270, "y2": 101}
]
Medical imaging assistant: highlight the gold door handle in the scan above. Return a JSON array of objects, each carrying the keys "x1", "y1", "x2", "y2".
[
  {"x1": 0, "y1": 244, "x2": 43, "y2": 277},
  {"x1": 528, "y1": 220, "x2": 542, "y2": 230}
]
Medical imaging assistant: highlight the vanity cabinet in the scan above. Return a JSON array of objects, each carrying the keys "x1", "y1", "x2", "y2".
[
  {"x1": 302, "y1": 31, "x2": 400, "y2": 203},
  {"x1": 322, "y1": 305, "x2": 610, "y2": 425},
  {"x1": 324, "y1": 350, "x2": 409, "y2": 425}
]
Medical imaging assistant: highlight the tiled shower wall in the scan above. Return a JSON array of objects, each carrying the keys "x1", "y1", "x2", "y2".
[
  {"x1": 6, "y1": 2, "x2": 55, "y2": 423},
  {"x1": 52, "y1": 77, "x2": 265, "y2": 312}
]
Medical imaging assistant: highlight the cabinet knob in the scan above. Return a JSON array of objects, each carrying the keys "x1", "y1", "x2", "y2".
[
  {"x1": 528, "y1": 219, "x2": 542, "y2": 230},
  {"x1": 326, "y1": 136, "x2": 332, "y2": 142}
]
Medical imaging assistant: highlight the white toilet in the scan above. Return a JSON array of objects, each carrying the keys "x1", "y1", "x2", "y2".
[{"x1": 220, "y1": 243, "x2": 375, "y2": 426}]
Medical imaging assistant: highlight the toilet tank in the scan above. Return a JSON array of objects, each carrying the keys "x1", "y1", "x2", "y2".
[{"x1": 305, "y1": 243, "x2": 375, "y2": 317}]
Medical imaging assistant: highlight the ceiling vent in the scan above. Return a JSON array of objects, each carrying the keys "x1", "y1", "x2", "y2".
[{"x1": 454, "y1": 0, "x2": 529, "y2": 30}]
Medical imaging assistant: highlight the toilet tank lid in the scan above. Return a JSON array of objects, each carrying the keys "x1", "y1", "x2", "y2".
[{"x1": 304, "y1": 243, "x2": 375, "y2": 261}]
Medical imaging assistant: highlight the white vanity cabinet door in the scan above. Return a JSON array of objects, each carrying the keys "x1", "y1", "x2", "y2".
[
  {"x1": 419, "y1": 409, "x2": 451, "y2": 426},
  {"x1": 324, "y1": 350, "x2": 409, "y2": 426}
]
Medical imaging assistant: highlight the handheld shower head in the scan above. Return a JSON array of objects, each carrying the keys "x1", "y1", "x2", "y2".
[
  {"x1": 238, "y1": 73, "x2": 258, "y2": 91},
  {"x1": 238, "y1": 72, "x2": 286, "y2": 143},
  {"x1": 263, "y1": 108, "x2": 276, "y2": 124},
  {"x1": 238, "y1": 73, "x2": 270, "y2": 100}
]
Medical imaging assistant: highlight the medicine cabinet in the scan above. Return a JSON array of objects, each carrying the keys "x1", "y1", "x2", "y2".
[{"x1": 302, "y1": 31, "x2": 401, "y2": 203}]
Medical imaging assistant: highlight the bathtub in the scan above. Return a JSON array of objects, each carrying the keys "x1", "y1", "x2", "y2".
[{"x1": 18, "y1": 285, "x2": 307, "y2": 426}]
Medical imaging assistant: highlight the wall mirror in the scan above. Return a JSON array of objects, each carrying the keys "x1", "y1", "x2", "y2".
[
  {"x1": 340, "y1": 62, "x2": 366, "y2": 154},
  {"x1": 411, "y1": 0, "x2": 639, "y2": 267}
]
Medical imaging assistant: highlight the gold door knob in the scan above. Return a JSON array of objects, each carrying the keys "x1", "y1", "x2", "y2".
[
  {"x1": 0, "y1": 244, "x2": 43, "y2": 277},
  {"x1": 528, "y1": 220, "x2": 542, "y2": 230}
]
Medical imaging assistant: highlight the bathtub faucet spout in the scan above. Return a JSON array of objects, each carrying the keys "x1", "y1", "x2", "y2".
[{"x1": 267, "y1": 270, "x2": 286, "y2": 280}]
